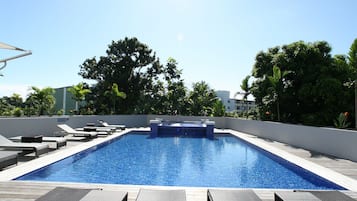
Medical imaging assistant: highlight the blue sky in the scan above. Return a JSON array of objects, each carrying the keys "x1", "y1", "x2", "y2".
[{"x1": 1, "y1": 0, "x2": 357, "y2": 99}]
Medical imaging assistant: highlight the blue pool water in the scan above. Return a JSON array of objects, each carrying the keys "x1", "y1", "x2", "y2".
[{"x1": 17, "y1": 132, "x2": 343, "y2": 189}]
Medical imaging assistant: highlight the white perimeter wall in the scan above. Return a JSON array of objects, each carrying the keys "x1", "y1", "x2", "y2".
[
  {"x1": 226, "y1": 117, "x2": 357, "y2": 162},
  {"x1": 1, "y1": 115, "x2": 357, "y2": 162}
]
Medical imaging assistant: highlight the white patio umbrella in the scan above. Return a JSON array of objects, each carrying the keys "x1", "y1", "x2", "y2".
[{"x1": 0, "y1": 42, "x2": 32, "y2": 70}]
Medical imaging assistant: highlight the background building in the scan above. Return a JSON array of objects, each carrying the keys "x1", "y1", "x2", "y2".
[
  {"x1": 53, "y1": 86, "x2": 77, "y2": 115},
  {"x1": 215, "y1": 90, "x2": 256, "y2": 113}
]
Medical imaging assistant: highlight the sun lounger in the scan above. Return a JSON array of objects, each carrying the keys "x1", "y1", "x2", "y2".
[
  {"x1": 0, "y1": 150, "x2": 19, "y2": 170},
  {"x1": 98, "y1": 120, "x2": 126, "y2": 130},
  {"x1": 0, "y1": 135, "x2": 49, "y2": 157},
  {"x1": 135, "y1": 189, "x2": 186, "y2": 201},
  {"x1": 282, "y1": 190, "x2": 357, "y2": 201},
  {"x1": 274, "y1": 192, "x2": 320, "y2": 201},
  {"x1": 208, "y1": 189, "x2": 262, "y2": 201},
  {"x1": 57, "y1": 124, "x2": 98, "y2": 138},
  {"x1": 75, "y1": 126, "x2": 115, "y2": 135},
  {"x1": 35, "y1": 187, "x2": 128, "y2": 201},
  {"x1": 10, "y1": 136, "x2": 67, "y2": 149}
]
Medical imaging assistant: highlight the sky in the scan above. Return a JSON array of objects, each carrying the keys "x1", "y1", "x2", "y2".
[{"x1": 1, "y1": 0, "x2": 357, "y2": 99}]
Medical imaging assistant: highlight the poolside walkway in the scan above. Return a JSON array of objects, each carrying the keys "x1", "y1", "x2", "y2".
[{"x1": 0, "y1": 128, "x2": 357, "y2": 201}]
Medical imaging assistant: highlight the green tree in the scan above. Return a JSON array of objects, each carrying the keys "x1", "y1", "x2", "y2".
[
  {"x1": 348, "y1": 38, "x2": 357, "y2": 128},
  {"x1": 213, "y1": 99, "x2": 226, "y2": 117},
  {"x1": 67, "y1": 82, "x2": 91, "y2": 114},
  {"x1": 26, "y1": 87, "x2": 55, "y2": 115},
  {"x1": 79, "y1": 37, "x2": 162, "y2": 114},
  {"x1": 251, "y1": 41, "x2": 353, "y2": 126},
  {"x1": 161, "y1": 58, "x2": 187, "y2": 115},
  {"x1": 104, "y1": 83, "x2": 126, "y2": 114},
  {"x1": 236, "y1": 75, "x2": 251, "y2": 118},
  {"x1": 267, "y1": 66, "x2": 290, "y2": 121},
  {"x1": 188, "y1": 81, "x2": 217, "y2": 116}
]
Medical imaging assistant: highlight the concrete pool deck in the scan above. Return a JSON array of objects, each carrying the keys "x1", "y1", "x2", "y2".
[{"x1": 0, "y1": 128, "x2": 356, "y2": 200}]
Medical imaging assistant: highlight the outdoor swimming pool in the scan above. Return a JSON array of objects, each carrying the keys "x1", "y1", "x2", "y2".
[{"x1": 16, "y1": 132, "x2": 344, "y2": 189}]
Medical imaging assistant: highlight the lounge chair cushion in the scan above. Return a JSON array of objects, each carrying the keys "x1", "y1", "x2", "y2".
[
  {"x1": 208, "y1": 189, "x2": 261, "y2": 201},
  {"x1": 274, "y1": 192, "x2": 320, "y2": 201},
  {"x1": 0, "y1": 135, "x2": 49, "y2": 157},
  {"x1": 0, "y1": 151, "x2": 19, "y2": 169},
  {"x1": 36, "y1": 187, "x2": 127, "y2": 201},
  {"x1": 136, "y1": 189, "x2": 186, "y2": 201},
  {"x1": 21, "y1": 135, "x2": 43, "y2": 143},
  {"x1": 57, "y1": 124, "x2": 98, "y2": 138}
]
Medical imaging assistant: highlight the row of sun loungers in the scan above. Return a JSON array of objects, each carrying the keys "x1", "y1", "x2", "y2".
[
  {"x1": 9, "y1": 135, "x2": 67, "y2": 149},
  {"x1": 0, "y1": 121, "x2": 125, "y2": 170},
  {"x1": 0, "y1": 135, "x2": 49, "y2": 158},
  {"x1": 208, "y1": 189, "x2": 357, "y2": 201},
  {"x1": 34, "y1": 188, "x2": 357, "y2": 201}
]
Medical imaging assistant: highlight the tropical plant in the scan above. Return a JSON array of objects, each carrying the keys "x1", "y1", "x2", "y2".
[
  {"x1": 104, "y1": 83, "x2": 126, "y2": 114},
  {"x1": 348, "y1": 38, "x2": 357, "y2": 128},
  {"x1": 212, "y1": 99, "x2": 226, "y2": 117},
  {"x1": 67, "y1": 82, "x2": 91, "y2": 114},
  {"x1": 334, "y1": 112, "x2": 351, "y2": 128},
  {"x1": 187, "y1": 81, "x2": 218, "y2": 116},
  {"x1": 267, "y1": 66, "x2": 290, "y2": 121},
  {"x1": 250, "y1": 40, "x2": 354, "y2": 126},
  {"x1": 26, "y1": 86, "x2": 55, "y2": 115},
  {"x1": 79, "y1": 37, "x2": 161, "y2": 114},
  {"x1": 236, "y1": 75, "x2": 251, "y2": 118}
]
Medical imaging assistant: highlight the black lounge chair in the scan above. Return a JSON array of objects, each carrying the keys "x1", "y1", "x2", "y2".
[
  {"x1": 208, "y1": 189, "x2": 262, "y2": 201},
  {"x1": 98, "y1": 120, "x2": 126, "y2": 130},
  {"x1": 35, "y1": 187, "x2": 128, "y2": 201},
  {"x1": 57, "y1": 124, "x2": 98, "y2": 138},
  {"x1": 136, "y1": 189, "x2": 186, "y2": 201},
  {"x1": 0, "y1": 135, "x2": 49, "y2": 157},
  {"x1": 0, "y1": 150, "x2": 19, "y2": 170},
  {"x1": 10, "y1": 136, "x2": 67, "y2": 149},
  {"x1": 275, "y1": 190, "x2": 357, "y2": 201},
  {"x1": 274, "y1": 191, "x2": 320, "y2": 201}
]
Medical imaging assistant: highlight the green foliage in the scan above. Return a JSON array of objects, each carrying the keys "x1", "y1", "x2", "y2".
[
  {"x1": 56, "y1": 109, "x2": 64, "y2": 116},
  {"x1": 68, "y1": 82, "x2": 91, "y2": 102},
  {"x1": 79, "y1": 37, "x2": 161, "y2": 114},
  {"x1": 187, "y1": 81, "x2": 218, "y2": 116},
  {"x1": 26, "y1": 87, "x2": 55, "y2": 115},
  {"x1": 250, "y1": 40, "x2": 354, "y2": 126},
  {"x1": 348, "y1": 38, "x2": 357, "y2": 128},
  {"x1": 13, "y1": 107, "x2": 23, "y2": 117},
  {"x1": 334, "y1": 112, "x2": 351, "y2": 128},
  {"x1": 67, "y1": 82, "x2": 92, "y2": 114},
  {"x1": 213, "y1": 99, "x2": 226, "y2": 117},
  {"x1": 104, "y1": 83, "x2": 126, "y2": 114},
  {"x1": 348, "y1": 38, "x2": 357, "y2": 70}
]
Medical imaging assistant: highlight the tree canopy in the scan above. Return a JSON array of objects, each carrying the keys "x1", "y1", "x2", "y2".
[
  {"x1": 79, "y1": 37, "x2": 162, "y2": 114},
  {"x1": 250, "y1": 41, "x2": 354, "y2": 126},
  {"x1": 78, "y1": 37, "x2": 220, "y2": 116}
]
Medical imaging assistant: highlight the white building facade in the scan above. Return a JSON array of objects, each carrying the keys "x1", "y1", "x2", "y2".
[{"x1": 215, "y1": 90, "x2": 256, "y2": 113}]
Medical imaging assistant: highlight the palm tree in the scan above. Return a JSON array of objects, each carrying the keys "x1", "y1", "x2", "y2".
[
  {"x1": 104, "y1": 83, "x2": 126, "y2": 114},
  {"x1": 267, "y1": 66, "x2": 290, "y2": 121},
  {"x1": 348, "y1": 38, "x2": 357, "y2": 128},
  {"x1": 188, "y1": 81, "x2": 217, "y2": 116},
  {"x1": 27, "y1": 86, "x2": 55, "y2": 115},
  {"x1": 67, "y1": 82, "x2": 91, "y2": 114},
  {"x1": 236, "y1": 75, "x2": 251, "y2": 117}
]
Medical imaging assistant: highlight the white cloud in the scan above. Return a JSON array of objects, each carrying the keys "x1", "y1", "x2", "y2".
[{"x1": 0, "y1": 84, "x2": 31, "y2": 99}]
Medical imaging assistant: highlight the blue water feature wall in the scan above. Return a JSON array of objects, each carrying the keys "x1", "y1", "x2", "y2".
[{"x1": 150, "y1": 119, "x2": 215, "y2": 139}]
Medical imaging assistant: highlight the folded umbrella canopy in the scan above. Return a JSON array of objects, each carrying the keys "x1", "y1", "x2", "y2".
[{"x1": 0, "y1": 41, "x2": 32, "y2": 70}]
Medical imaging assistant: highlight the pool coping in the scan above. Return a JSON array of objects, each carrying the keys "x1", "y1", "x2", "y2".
[{"x1": 0, "y1": 128, "x2": 356, "y2": 191}]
